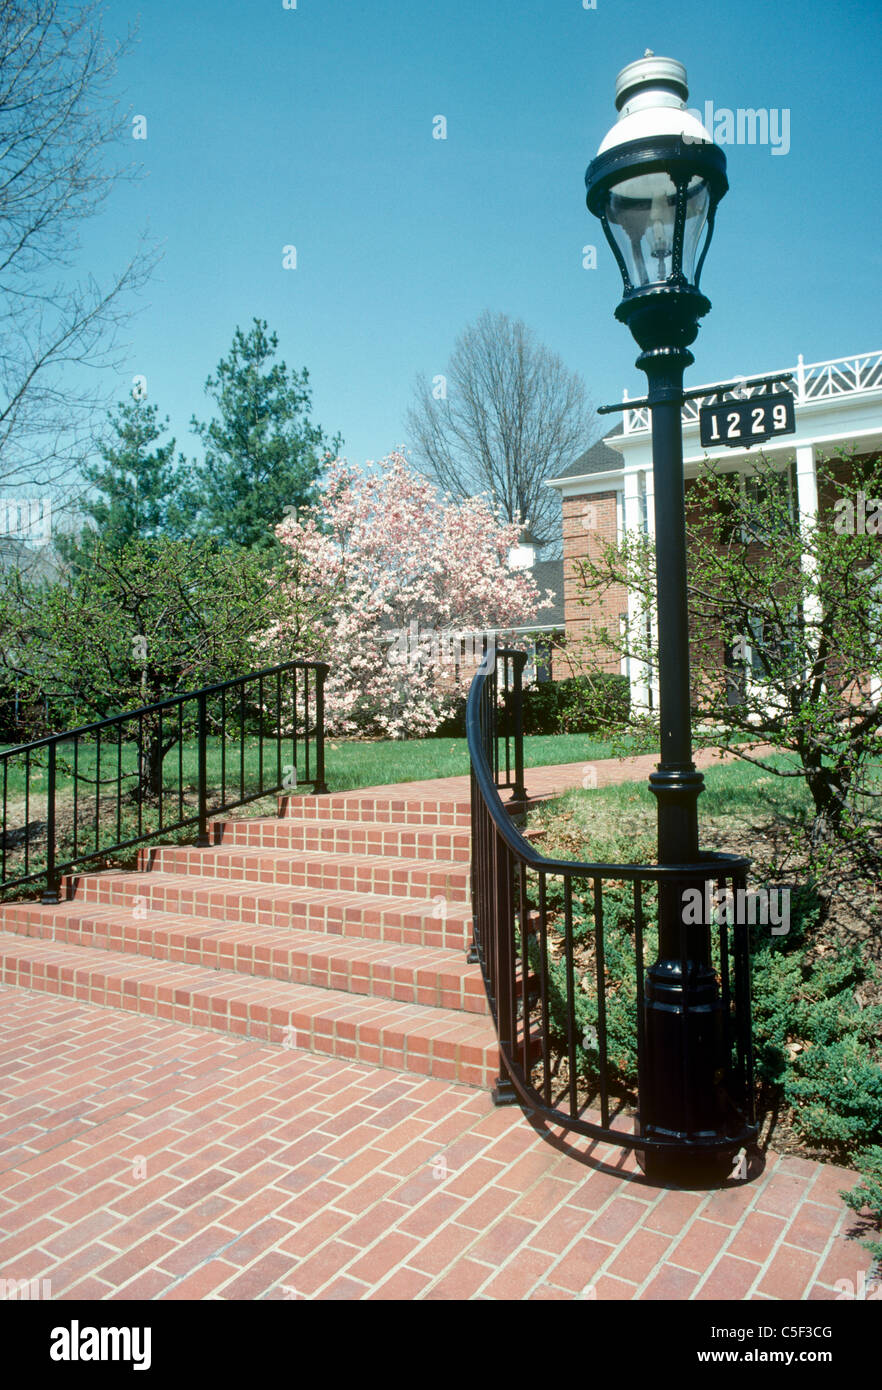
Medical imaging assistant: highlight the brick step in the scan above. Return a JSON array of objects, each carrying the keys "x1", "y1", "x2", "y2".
[
  {"x1": 210, "y1": 815, "x2": 471, "y2": 862},
  {"x1": 0, "y1": 931, "x2": 497, "y2": 1087},
  {"x1": 0, "y1": 901, "x2": 488, "y2": 1014},
  {"x1": 59, "y1": 869, "x2": 474, "y2": 950},
  {"x1": 279, "y1": 792, "x2": 471, "y2": 828},
  {"x1": 134, "y1": 844, "x2": 471, "y2": 902}
]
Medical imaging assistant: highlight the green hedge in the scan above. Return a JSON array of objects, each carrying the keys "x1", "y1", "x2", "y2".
[
  {"x1": 520, "y1": 675, "x2": 630, "y2": 735},
  {"x1": 431, "y1": 673, "x2": 630, "y2": 739},
  {"x1": 532, "y1": 873, "x2": 882, "y2": 1159}
]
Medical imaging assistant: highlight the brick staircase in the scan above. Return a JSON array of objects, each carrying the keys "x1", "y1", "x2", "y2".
[{"x1": 0, "y1": 790, "x2": 499, "y2": 1089}]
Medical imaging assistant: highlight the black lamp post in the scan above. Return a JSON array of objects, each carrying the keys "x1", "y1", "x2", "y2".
[{"x1": 586, "y1": 54, "x2": 738, "y2": 1181}]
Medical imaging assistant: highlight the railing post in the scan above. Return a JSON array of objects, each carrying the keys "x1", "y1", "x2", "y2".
[
  {"x1": 467, "y1": 768, "x2": 480, "y2": 965},
  {"x1": 510, "y1": 651, "x2": 527, "y2": 803},
  {"x1": 196, "y1": 690, "x2": 209, "y2": 845},
  {"x1": 492, "y1": 829, "x2": 517, "y2": 1106},
  {"x1": 42, "y1": 740, "x2": 59, "y2": 904},
  {"x1": 313, "y1": 663, "x2": 329, "y2": 795}
]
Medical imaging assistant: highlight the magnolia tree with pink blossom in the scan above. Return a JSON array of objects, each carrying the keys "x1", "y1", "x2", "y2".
[{"x1": 258, "y1": 451, "x2": 548, "y2": 737}]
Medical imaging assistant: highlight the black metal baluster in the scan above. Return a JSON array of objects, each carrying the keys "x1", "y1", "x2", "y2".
[
  {"x1": 510, "y1": 651, "x2": 526, "y2": 802},
  {"x1": 276, "y1": 671, "x2": 282, "y2": 790},
  {"x1": 563, "y1": 876, "x2": 578, "y2": 1117},
  {"x1": 679, "y1": 878, "x2": 692, "y2": 1139},
  {"x1": 487, "y1": 798, "x2": 500, "y2": 1009},
  {"x1": 94, "y1": 733, "x2": 100, "y2": 854},
  {"x1": 178, "y1": 702, "x2": 184, "y2": 822},
  {"x1": 538, "y1": 871, "x2": 551, "y2": 1106},
  {"x1": 291, "y1": 668, "x2": 298, "y2": 794},
  {"x1": 303, "y1": 668, "x2": 311, "y2": 784},
  {"x1": 197, "y1": 690, "x2": 208, "y2": 845},
  {"x1": 718, "y1": 873, "x2": 733, "y2": 1102},
  {"x1": 73, "y1": 738, "x2": 79, "y2": 862},
  {"x1": 1, "y1": 757, "x2": 7, "y2": 883},
  {"x1": 518, "y1": 861, "x2": 530, "y2": 1077},
  {"x1": 503, "y1": 656, "x2": 512, "y2": 785},
  {"x1": 220, "y1": 689, "x2": 226, "y2": 810},
  {"x1": 634, "y1": 879, "x2": 646, "y2": 1122},
  {"x1": 23, "y1": 749, "x2": 30, "y2": 877},
  {"x1": 314, "y1": 664, "x2": 327, "y2": 794},
  {"x1": 258, "y1": 676, "x2": 264, "y2": 793},
  {"x1": 493, "y1": 826, "x2": 516, "y2": 1104},
  {"x1": 239, "y1": 683, "x2": 245, "y2": 802},
  {"x1": 733, "y1": 867, "x2": 755, "y2": 1122},
  {"x1": 488, "y1": 804, "x2": 499, "y2": 1020},
  {"x1": 42, "y1": 740, "x2": 57, "y2": 903},
  {"x1": 137, "y1": 714, "x2": 144, "y2": 839},
  {"x1": 594, "y1": 878, "x2": 609, "y2": 1129},
  {"x1": 467, "y1": 768, "x2": 479, "y2": 964}
]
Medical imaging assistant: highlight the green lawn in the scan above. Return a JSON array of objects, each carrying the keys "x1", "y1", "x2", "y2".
[
  {"x1": 0, "y1": 731, "x2": 633, "y2": 803},
  {"x1": 313, "y1": 732, "x2": 631, "y2": 793},
  {"x1": 525, "y1": 751, "x2": 882, "y2": 866},
  {"x1": 526, "y1": 754, "x2": 813, "y2": 845}
]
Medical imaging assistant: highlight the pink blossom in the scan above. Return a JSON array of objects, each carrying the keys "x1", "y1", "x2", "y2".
[{"x1": 258, "y1": 450, "x2": 544, "y2": 737}]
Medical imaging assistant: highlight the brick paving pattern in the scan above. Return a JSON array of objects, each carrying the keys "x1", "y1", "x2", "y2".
[
  {"x1": 0, "y1": 757, "x2": 873, "y2": 1300},
  {"x1": 0, "y1": 989, "x2": 871, "y2": 1301}
]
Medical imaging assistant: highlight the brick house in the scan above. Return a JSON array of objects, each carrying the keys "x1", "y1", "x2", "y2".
[{"x1": 546, "y1": 348, "x2": 882, "y2": 711}]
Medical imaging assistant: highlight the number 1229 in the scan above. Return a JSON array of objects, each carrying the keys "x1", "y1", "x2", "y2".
[{"x1": 706, "y1": 403, "x2": 790, "y2": 441}]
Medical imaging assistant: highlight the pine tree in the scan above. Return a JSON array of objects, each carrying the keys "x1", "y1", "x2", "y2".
[
  {"x1": 63, "y1": 396, "x2": 189, "y2": 561},
  {"x1": 189, "y1": 319, "x2": 339, "y2": 550}
]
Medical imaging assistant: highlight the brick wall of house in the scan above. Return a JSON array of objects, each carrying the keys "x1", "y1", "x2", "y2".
[
  {"x1": 561, "y1": 489, "x2": 627, "y2": 675},
  {"x1": 561, "y1": 449, "x2": 882, "y2": 694}
]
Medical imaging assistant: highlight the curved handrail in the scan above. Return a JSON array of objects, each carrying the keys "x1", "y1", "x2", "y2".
[
  {"x1": 465, "y1": 647, "x2": 749, "y2": 882},
  {"x1": 465, "y1": 645, "x2": 757, "y2": 1160}
]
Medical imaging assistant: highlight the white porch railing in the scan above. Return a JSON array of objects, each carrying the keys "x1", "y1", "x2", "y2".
[{"x1": 620, "y1": 349, "x2": 882, "y2": 436}]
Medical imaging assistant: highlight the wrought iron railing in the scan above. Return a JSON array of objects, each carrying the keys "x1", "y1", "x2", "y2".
[
  {"x1": 0, "y1": 660, "x2": 329, "y2": 900},
  {"x1": 467, "y1": 646, "x2": 757, "y2": 1164}
]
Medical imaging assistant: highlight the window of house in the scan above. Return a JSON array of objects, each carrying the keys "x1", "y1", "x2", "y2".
[
  {"x1": 739, "y1": 463, "x2": 796, "y2": 545},
  {"x1": 731, "y1": 610, "x2": 801, "y2": 685},
  {"x1": 535, "y1": 637, "x2": 553, "y2": 683}
]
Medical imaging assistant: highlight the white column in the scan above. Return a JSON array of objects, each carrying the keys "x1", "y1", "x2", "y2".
[
  {"x1": 642, "y1": 469, "x2": 660, "y2": 712},
  {"x1": 795, "y1": 442, "x2": 818, "y2": 520},
  {"x1": 622, "y1": 471, "x2": 648, "y2": 710},
  {"x1": 795, "y1": 444, "x2": 822, "y2": 652}
]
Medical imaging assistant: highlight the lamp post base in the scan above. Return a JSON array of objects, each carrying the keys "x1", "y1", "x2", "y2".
[{"x1": 636, "y1": 1141, "x2": 744, "y2": 1189}]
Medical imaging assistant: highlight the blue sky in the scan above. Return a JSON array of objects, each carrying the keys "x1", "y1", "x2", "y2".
[{"x1": 88, "y1": 0, "x2": 882, "y2": 477}]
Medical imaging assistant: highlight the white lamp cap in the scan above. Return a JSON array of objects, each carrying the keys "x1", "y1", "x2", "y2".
[{"x1": 598, "y1": 52, "x2": 712, "y2": 154}]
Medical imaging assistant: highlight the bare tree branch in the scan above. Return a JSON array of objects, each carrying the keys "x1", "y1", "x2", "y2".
[
  {"x1": 406, "y1": 310, "x2": 598, "y2": 556},
  {"x1": 0, "y1": 1, "x2": 158, "y2": 505}
]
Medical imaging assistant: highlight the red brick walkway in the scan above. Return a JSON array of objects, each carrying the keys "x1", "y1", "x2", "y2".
[
  {"x1": 342, "y1": 742, "x2": 764, "y2": 805},
  {"x1": 0, "y1": 988, "x2": 870, "y2": 1301},
  {"x1": 0, "y1": 755, "x2": 874, "y2": 1301}
]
